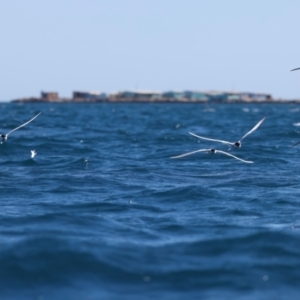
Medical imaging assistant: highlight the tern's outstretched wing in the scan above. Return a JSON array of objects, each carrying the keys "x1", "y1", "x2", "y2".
[
  {"x1": 293, "y1": 141, "x2": 300, "y2": 147},
  {"x1": 189, "y1": 132, "x2": 234, "y2": 146},
  {"x1": 291, "y1": 68, "x2": 300, "y2": 71},
  {"x1": 216, "y1": 150, "x2": 253, "y2": 163},
  {"x1": 240, "y1": 116, "x2": 266, "y2": 142},
  {"x1": 170, "y1": 149, "x2": 210, "y2": 159},
  {"x1": 6, "y1": 112, "x2": 41, "y2": 136}
]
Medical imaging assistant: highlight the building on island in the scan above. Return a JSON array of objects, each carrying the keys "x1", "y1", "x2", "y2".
[
  {"x1": 112, "y1": 90, "x2": 162, "y2": 101},
  {"x1": 41, "y1": 91, "x2": 59, "y2": 101},
  {"x1": 73, "y1": 91, "x2": 107, "y2": 101},
  {"x1": 161, "y1": 91, "x2": 210, "y2": 102},
  {"x1": 162, "y1": 91, "x2": 186, "y2": 100},
  {"x1": 182, "y1": 91, "x2": 211, "y2": 101},
  {"x1": 203, "y1": 91, "x2": 273, "y2": 102}
]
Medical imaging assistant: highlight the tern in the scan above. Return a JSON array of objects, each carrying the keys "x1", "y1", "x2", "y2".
[
  {"x1": 291, "y1": 68, "x2": 300, "y2": 71},
  {"x1": 1, "y1": 112, "x2": 41, "y2": 142},
  {"x1": 31, "y1": 150, "x2": 37, "y2": 158},
  {"x1": 171, "y1": 148, "x2": 253, "y2": 163},
  {"x1": 189, "y1": 116, "x2": 266, "y2": 148}
]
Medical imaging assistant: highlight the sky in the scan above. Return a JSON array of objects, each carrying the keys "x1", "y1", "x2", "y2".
[{"x1": 0, "y1": 0, "x2": 300, "y2": 101}]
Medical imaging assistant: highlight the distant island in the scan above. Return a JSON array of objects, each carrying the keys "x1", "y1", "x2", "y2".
[{"x1": 11, "y1": 90, "x2": 300, "y2": 103}]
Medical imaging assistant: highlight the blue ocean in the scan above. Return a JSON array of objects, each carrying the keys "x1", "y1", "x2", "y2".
[{"x1": 1, "y1": 102, "x2": 300, "y2": 300}]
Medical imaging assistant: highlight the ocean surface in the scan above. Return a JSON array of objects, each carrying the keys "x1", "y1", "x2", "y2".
[{"x1": 1, "y1": 102, "x2": 300, "y2": 300}]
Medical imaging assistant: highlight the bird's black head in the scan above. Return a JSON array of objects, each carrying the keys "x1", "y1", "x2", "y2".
[
  {"x1": 210, "y1": 149, "x2": 216, "y2": 154},
  {"x1": 235, "y1": 141, "x2": 241, "y2": 147}
]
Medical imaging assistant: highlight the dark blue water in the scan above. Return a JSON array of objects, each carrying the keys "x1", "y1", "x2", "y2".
[{"x1": 1, "y1": 102, "x2": 300, "y2": 300}]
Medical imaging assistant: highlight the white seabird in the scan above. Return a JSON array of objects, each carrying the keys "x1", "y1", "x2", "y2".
[
  {"x1": 1, "y1": 112, "x2": 41, "y2": 142},
  {"x1": 171, "y1": 148, "x2": 253, "y2": 163},
  {"x1": 189, "y1": 116, "x2": 266, "y2": 149},
  {"x1": 31, "y1": 150, "x2": 37, "y2": 158}
]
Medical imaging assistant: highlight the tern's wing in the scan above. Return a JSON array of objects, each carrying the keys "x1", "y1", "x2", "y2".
[
  {"x1": 189, "y1": 132, "x2": 234, "y2": 146},
  {"x1": 6, "y1": 112, "x2": 41, "y2": 136},
  {"x1": 240, "y1": 116, "x2": 266, "y2": 141},
  {"x1": 293, "y1": 141, "x2": 300, "y2": 147},
  {"x1": 291, "y1": 68, "x2": 300, "y2": 71},
  {"x1": 216, "y1": 150, "x2": 254, "y2": 163},
  {"x1": 170, "y1": 149, "x2": 210, "y2": 159}
]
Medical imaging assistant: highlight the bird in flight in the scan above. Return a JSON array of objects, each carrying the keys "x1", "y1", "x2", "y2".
[
  {"x1": 189, "y1": 116, "x2": 266, "y2": 149},
  {"x1": 171, "y1": 148, "x2": 253, "y2": 163},
  {"x1": 31, "y1": 150, "x2": 37, "y2": 158},
  {"x1": 1, "y1": 112, "x2": 41, "y2": 142}
]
